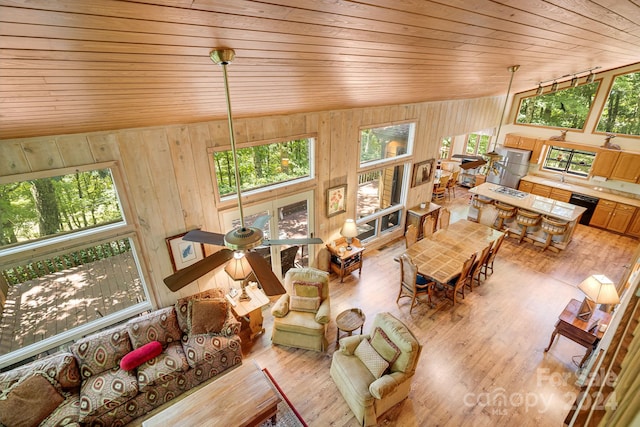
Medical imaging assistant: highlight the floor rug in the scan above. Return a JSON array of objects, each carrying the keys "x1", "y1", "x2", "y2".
[{"x1": 260, "y1": 368, "x2": 308, "y2": 427}]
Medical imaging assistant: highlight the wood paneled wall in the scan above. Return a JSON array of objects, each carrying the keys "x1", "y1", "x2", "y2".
[{"x1": 0, "y1": 96, "x2": 503, "y2": 307}]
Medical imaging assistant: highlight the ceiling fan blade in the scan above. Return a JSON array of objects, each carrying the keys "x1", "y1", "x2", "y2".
[
  {"x1": 183, "y1": 229, "x2": 225, "y2": 246},
  {"x1": 163, "y1": 249, "x2": 233, "y2": 292},
  {"x1": 251, "y1": 214, "x2": 271, "y2": 230},
  {"x1": 245, "y1": 252, "x2": 286, "y2": 296},
  {"x1": 264, "y1": 237, "x2": 324, "y2": 245}
]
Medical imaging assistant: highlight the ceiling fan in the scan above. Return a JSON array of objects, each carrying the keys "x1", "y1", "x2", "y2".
[{"x1": 163, "y1": 49, "x2": 322, "y2": 294}]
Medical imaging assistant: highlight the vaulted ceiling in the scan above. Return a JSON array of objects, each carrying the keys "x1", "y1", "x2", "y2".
[{"x1": 1, "y1": 0, "x2": 640, "y2": 140}]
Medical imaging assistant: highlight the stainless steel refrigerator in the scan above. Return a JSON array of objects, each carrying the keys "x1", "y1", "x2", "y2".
[{"x1": 486, "y1": 147, "x2": 531, "y2": 189}]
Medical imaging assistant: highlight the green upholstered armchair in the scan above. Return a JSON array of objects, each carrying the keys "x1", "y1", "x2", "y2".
[
  {"x1": 271, "y1": 267, "x2": 330, "y2": 351},
  {"x1": 330, "y1": 312, "x2": 422, "y2": 426}
]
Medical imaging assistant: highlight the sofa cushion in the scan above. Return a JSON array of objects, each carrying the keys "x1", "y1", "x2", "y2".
[
  {"x1": 40, "y1": 394, "x2": 81, "y2": 427},
  {"x1": 290, "y1": 295, "x2": 321, "y2": 312},
  {"x1": 272, "y1": 311, "x2": 326, "y2": 334},
  {"x1": 71, "y1": 325, "x2": 131, "y2": 379},
  {"x1": 181, "y1": 333, "x2": 242, "y2": 369},
  {"x1": 354, "y1": 339, "x2": 388, "y2": 380},
  {"x1": 0, "y1": 352, "x2": 80, "y2": 392},
  {"x1": 120, "y1": 341, "x2": 163, "y2": 371},
  {"x1": 370, "y1": 327, "x2": 401, "y2": 367},
  {"x1": 136, "y1": 342, "x2": 189, "y2": 392},
  {"x1": 293, "y1": 281, "x2": 322, "y2": 298},
  {"x1": 188, "y1": 299, "x2": 228, "y2": 335},
  {"x1": 78, "y1": 367, "x2": 138, "y2": 422},
  {"x1": 0, "y1": 374, "x2": 65, "y2": 427},
  {"x1": 127, "y1": 307, "x2": 182, "y2": 348},
  {"x1": 175, "y1": 289, "x2": 225, "y2": 332}
]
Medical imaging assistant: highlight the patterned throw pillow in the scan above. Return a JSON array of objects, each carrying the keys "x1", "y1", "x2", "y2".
[
  {"x1": 292, "y1": 281, "x2": 323, "y2": 298},
  {"x1": 290, "y1": 295, "x2": 321, "y2": 312},
  {"x1": 0, "y1": 375, "x2": 64, "y2": 427},
  {"x1": 136, "y1": 342, "x2": 189, "y2": 391},
  {"x1": 370, "y1": 327, "x2": 401, "y2": 367},
  {"x1": 127, "y1": 307, "x2": 182, "y2": 348},
  {"x1": 187, "y1": 299, "x2": 228, "y2": 335},
  {"x1": 175, "y1": 289, "x2": 225, "y2": 332},
  {"x1": 354, "y1": 338, "x2": 389, "y2": 379},
  {"x1": 71, "y1": 325, "x2": 132, "y2": 379}
]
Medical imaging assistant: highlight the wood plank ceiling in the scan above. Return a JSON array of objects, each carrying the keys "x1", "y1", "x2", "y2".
[{"x1": 1, "y1": 0, "x2": 639, "y2": 140}]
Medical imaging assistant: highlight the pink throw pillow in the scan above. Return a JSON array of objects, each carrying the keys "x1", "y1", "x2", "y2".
[{"x1": 120, "y1": 341, "x2": 163, "y2": 371}]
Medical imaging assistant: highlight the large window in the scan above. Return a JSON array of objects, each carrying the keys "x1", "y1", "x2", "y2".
[
  {"x1": 356, "y1": 123, "x2": 413, "y2": 242},
  {"x1": 213, "y1": 137, "x2": 313, "y2": 198},
  {"x1": 465, "y1": 133, "x2": 491, "y2": 156},
  {"x1": 542, "y1": 146, "x2": 596, "y2": 178},
  {"x1": 439, "y1": 137, "x2": 452, "y2": 159},
  {"x1": 0, "y1": 163, "x2": 150, "y2": 368},
  {"x1": 596, "y1": 71, "x2": 640, "y2": 136},
  {"x1": 516, "y1": 82, "x2": 599, "y2": 129}
]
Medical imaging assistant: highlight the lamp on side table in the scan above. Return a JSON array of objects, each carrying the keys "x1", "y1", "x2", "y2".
[{"x1": 576, "y1": 274, "x2": 619, "y2": 321}]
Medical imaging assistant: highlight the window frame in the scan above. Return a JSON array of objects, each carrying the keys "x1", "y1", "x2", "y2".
[
  {"x1": 595, "y1": 69, "x2": 640, "y2": 137},
  {"x1": 358, "y1": 122, "x2": 415, "y2": 168},
  {"x1": 541, "y1": 146, "x2": 596, "y2": 178}
]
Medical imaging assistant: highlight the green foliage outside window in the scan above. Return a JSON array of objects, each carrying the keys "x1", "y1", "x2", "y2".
[
  {"x1": 596, "y1": 71, "x2": 640, "y2": 135},
  {"x1": 213, "y1": 139, "x2": 312, "y2": 197},
  {"x1": 440, "y1": 137, "x2": 451, "y2": 159},
  {"x1": 0, "y1": 169, "x2": 123, "y2": 247},
  {"x1": 517, "y1": 82, "x2": 599, "y2": 129},
  {"x1": 360, "y1": 123, "x2": 413, "y2": 164},
  {"x1": 465, "y1": 133, "x2": 491, "y2": 155}
]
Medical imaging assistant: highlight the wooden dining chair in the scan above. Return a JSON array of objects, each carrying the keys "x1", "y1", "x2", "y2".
[
  {"x1": 439, "y1": 208, "x2": 451, "y2": 230},
  {"x1": 469, "y1": 243, "x2": 493, "y2": 290},
  {"x1": 446, "y1": 170, "x2": 459, "y2": 199},
  {"x1": 422, "y1": 216, "x2": 435, "y2": 239},
  {"x1": 405, "y1": 224, "x2": 418, "y2": 248},
  {"x1": 481, "y1": 233, "x2": 505, "y2": 280},
  {"x1": 431, "y1": 175, "x2": 449, "y2": 202},
  {"x1": 443, "y1": 252, "x2": 476, "y2": 306},
  {"x1": 397, "y1": 253, "x2": 433, "y2": 313}
]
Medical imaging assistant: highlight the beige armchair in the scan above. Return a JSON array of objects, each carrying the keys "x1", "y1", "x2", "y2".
[
  {"x1": 330, "y1": 312, "x2": 422, "y2": 426},
  {"x1": 271, "y1": 267, "x2": 330, "y2": 351}
]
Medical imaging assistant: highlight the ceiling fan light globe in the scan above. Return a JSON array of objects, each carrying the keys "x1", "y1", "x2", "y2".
[{"x1": 224, "y1": 227, "x2": 264, "y2": 251}]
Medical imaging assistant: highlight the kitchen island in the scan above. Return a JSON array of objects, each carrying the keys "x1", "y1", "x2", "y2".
[{"x1": 469, "y1": 182, "x2": 587, "y2": 250}]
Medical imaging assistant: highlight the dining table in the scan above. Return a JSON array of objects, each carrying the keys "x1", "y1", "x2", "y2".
[
  {"x1": 403, "y1": 219, "x2": 504, "y2": 284},
  {"x1": 433, "y1": 169, "x2": 452, "y2": 187}
]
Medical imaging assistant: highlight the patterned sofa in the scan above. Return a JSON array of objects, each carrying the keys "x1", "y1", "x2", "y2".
[{"x1": 0, "y1": 289, "x2": 242, "y2": 427}]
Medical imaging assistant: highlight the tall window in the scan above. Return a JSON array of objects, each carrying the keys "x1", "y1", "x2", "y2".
[
  {"x1": 0, "y1": 164, "x2": 150, "y2": 368},
  {"x1": 516, "y1": 82, "x2": 599, "y2": 129},
  {"x1": 356, "y1": 123, "x2": 414, "y2": 242},
  {"x1": 465, "y1": 133, "x2": 491, "y2": 156},
  {"x1": 596, "y1": 71, "x2": 640, "y2": 136},
  {"x1": 439, "y1": 137, "x2": 452, "y2": 159},
  {"x1": 213, "y1": 138, "x2": 314, "y2": 199},
  {"x1": 542, "y1": 146, "x2": 596, "y2": 177}
]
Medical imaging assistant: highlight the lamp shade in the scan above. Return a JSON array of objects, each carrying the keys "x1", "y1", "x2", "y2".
[
  {"x1": 578, "y1": 274, "x2": 619, "y2": 304},
  {"x1": 341, "y1": 219, "x2": 358, "y2": 239},
  {"x1": 224, "y1": 251, "x2": 252, "y2": 281}
]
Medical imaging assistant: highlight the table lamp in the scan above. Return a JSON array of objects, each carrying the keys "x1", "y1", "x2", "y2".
[
  {"x1": 576, "y1": 274, "x2": 619, "y2": 321},
  {"x1": 341, "y1": 219, "x2": 358, "y2": 250},
  {"x1": 225, "y1": 251, "x2": 252, "y2": 301}
]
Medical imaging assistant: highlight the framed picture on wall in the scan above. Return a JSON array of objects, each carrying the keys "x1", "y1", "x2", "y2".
[
  {"x1": 411, "y1": 159, "x2": 435, "y2": 187},
  {"x1": 326, "y1": 184, "x2": 347, "y2": 217},
  {"x1": 166, "y1": 232, "x2": 205, "y2": 272}
]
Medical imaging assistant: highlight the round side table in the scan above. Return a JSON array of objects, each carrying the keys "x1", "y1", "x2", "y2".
[{"x1": 336, "y1": 308, "x2": 366, "y2": 344}]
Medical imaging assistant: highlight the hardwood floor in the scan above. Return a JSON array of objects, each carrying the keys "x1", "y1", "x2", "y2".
[{"x1": 244, "y1": 187, "x2": 638, "y2": 427}]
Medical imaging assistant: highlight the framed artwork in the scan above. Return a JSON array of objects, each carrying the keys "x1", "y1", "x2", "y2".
[
  {"x1": 412, "y1": 159, "x2": 435, "y2": 187},
  {"x1": 326, "y1": 184, "x2": 347, "y2": 217},
  {"x1": 166, "y1": 232, "x2": 205, "y2": 272}
]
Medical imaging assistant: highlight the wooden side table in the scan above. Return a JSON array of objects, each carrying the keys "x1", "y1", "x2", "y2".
[
  {"x1": 544, "y1": 298, "x2": 612, "y2": 367},
  {"x1": 336, "y1": 308, "x2": 366, "y2": 344},
  {"x1": 406, "y1": 203, "x2": 441, "y2": 240},
  {"x1": 327, "y1": 237, "x2": 365, "y2": 283},
  {"x1": 229, "y1": 284, "x2": 270, "y2": 340}
]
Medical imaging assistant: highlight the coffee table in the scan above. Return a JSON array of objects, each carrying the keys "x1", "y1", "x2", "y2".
[
  {"x1": 336, "y1": 308, "x2": 366, "y2": 344},
  {"x1": 142, "y1": 362, "x2": 280, "y2": 427}
]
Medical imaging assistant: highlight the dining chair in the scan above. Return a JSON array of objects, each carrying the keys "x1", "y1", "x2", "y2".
[
  {"x1": 446, "y1": 170, "x2": 459, "y2": 199},
  {"x1": 397, "y1": 253, "x2": 433, "y2": 313},
  {"x1": 442, "y1": 252, "x2": 476, "y2": 307},
  {"x1": 481, "y1": 233, "x2": 505, "y2": 280},
  {"x1": 422, "y1": 216, "x2": 435, "y2": 239},
  {"x1": 405, "y1": 224, "x2": 418, "y2": 248},
  {"x1": 432, "y1": 175, "x2": 449, "y2": 202},
  {"x1": 469, "y1": 243, "x2": 493, "y2": 290},
  {"x1": 439, "y1": 208, "x2": 451, "y2": 230}
]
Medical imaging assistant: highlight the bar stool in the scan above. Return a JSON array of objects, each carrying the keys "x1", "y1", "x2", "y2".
[
  {"x1": 538, "y1": 216, "x2": 569, "y2": 252},
  {"x1": 494, "y1": 201, "x2": 516, "y2": 231},
  {"x1": 470, "y1": 195, "x2": 493, "y2": 223},
  {"x1": 514, "y1": 209, "x2": 541, "y2": 243}
]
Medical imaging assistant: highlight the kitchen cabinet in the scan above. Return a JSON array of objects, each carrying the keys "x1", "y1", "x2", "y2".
[
  {"x1": 504, "y1": 134, "x2": 538, "y2": 151},
  {"x1": 518, "y1": 181, "x2": 533, "y2": 193},
  {"x1": 590, "y1": 199, "x2": 636, "y2": 233},
  {"x1": 610, "y1": 153, "x2": 640, "y2": 183},
  {"x1": 550, "y1": 188, "x2": 572, "y2": 203},
  {"x1": 531, "y1": 183, "x2": 551, "y2": 198},
  {"x1": 590, "y1": 149, "x2": 620, "y2": 177},
  {"x1": 627, "y1": 212, "x2": 640, "y2": 238}
]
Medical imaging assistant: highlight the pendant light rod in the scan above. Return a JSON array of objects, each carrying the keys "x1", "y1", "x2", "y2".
[
  {"x1": 536, "y1": 66, "x2": 600, "y2": 86},
  {"x1": 492, "y1": 65, "x2": 519, "y2": 152},
  {"x1": 211, "y1": 48, "x2": 246, "y2": 230}
]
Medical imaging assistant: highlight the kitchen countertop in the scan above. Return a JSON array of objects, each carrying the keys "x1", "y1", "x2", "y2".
[
  {"x1": 470, "y1": 182, "x2": 587, "y2": 222},
  {"x1": 521, "y1": 175, "x2": 640, "y2": 208}
]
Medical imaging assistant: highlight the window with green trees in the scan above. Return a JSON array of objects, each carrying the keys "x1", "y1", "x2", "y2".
[
  {"x1": 465, "y1": 133, "x2": 491, "y2": 156},
  {"x1": 542, "y1": 146, "x2": 595, "y2": 177},
  {"x1": 360, "y1": 123, "x2": 414, "y2": 165},
  {"x1": 213, "y1": 138, "x2": 313, "y2": 198},
  {"x1": 516, "y1": 82, "x2": 599, "y2": 129},
  {"x1": 596, "y1": 71, "x2": 640, "y2": 136}
]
